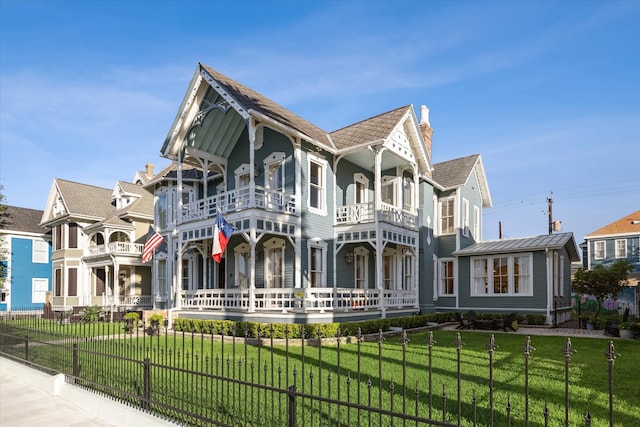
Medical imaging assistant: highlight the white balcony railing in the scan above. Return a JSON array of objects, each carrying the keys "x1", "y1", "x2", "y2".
[
  {"x1": 180, "y1": 287, "x2": 418, "y2": 313},
  {"x1": 335, "y1": 202, "x2": 417, "y2": 228},
  {"x1": 181, "y1": 185, "x2": 296, "y2": 223},
  {"x1": 88, "y1": 242, "x2": 145, "y2": 256}
]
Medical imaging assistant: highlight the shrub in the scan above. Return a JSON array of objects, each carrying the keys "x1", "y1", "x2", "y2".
[{"x1": 81, "y1": 305, "x2": 103, "y2": 323}]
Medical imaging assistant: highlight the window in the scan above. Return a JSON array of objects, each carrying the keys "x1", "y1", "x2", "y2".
[
  {"x1": 307, "y1": 239, "x2": 326, "y2": 288},
  {"x1": 439, "y1": 260, "x2": 455, "y2": 295},
  {"x1": 594, "y1": 241, "x2": 605, "y2": 260},
  {"x1": 355, "y1": 175, "x2": 368, "y2": 204},
  {"x1": 182, "y1": 259, "x2": 189, "y2": 291},
  {"x1": 473, "y1": 206, "x2": 481, "y2": 240},
  {"x1": 462, "y1": 199, "x2": 470, "y2": 237},
  {"x1": 615, "y1": 239, "x2": 626, "y2": 258},
  {"x1": 157, "y1": 193, "x2": 168, "y2": 230},
  {"x1": 158, "y1": 260, "x2": 167, "y2": 296},
  {"x1": 264, "y1": 238, "x2": 285, "y2": 288},
  {"x1": 32, "y1": 279, "x2": 48, "y2": 303},
  {"x1": 381, "y1": 178, "x2": 395, "y2": 205},
  {"x1": 472, "y1": 259, "x2": 488, "y2": 295},
  {"x1": 95, "y1": 268, "x2": 106, "y2": 296},
  {"x1": 514, "y1": 256, "x2": 531, "y2": 295},
  {"x1": 471, "y1": 254, "x2": 533, "y2": 296},
  {"x1": 493, "y1": 257, "x2": 509, "y2": 294},
  {"x1": 265, "y1": 152, "x2": 286, "y2": 211},
  {"x1": 354, "y1": 247, "x2": 369, "y2": 289},
  {"x1": 68, "y1": 223, "x2": 78, "y2": 249},
  {"x1": 383, "y1": 253, "x2": 394, "y2": 290},
  {"x1": 440, "y1": 198, "x2": 455, "y2": 234},
  {"x1": 68, "y1": 268, "x2": 77, "y2": 296},
  {"x1": 234, "y1": 244, "x2": 250, "y2": 288},
  {"x1": 33, "y1": 240, "x2": 49, "y2": 263},
  {"x1": 402, "y1": 250, "x2": 413, "y2": 290},
  {"x1": 402, "y1": 177, "x2": 414, "y2": 211},
  {"x1": 54, "y1": 269, "x2": 62, "y2": 296},
  {"x1": 55, "y1": 225, "x2": 62, "y2": 250},
  {"x1": 308, "y1": 155, "x2": 326, "y2": 214}
]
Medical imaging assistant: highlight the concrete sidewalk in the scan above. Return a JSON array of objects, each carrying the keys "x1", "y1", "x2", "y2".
[{"x1": 0, "y1": 358, "x2": 176, "y2": 427}]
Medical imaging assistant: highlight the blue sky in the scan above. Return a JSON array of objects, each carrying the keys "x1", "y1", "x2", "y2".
[{"x1": 1, "y1": 0, "x2": 638, "y2": 243}]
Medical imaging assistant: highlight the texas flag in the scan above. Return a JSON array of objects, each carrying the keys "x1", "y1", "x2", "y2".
[{"x1": 212, "y1": 210, "x2": 234, "y2": 263}]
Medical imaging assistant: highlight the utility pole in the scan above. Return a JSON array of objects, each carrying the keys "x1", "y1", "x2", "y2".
[{"x1": 547, "y1": 194, "x2": 553, "y2": 235}]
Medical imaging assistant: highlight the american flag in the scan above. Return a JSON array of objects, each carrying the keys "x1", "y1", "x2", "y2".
[{"x1": 142, "y1": 226, "x2": 164, "y2": 263}]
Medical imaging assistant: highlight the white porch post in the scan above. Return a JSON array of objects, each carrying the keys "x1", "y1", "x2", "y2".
[{"x1": 374, "y1": 148, "x2": 386, "y2": 317}]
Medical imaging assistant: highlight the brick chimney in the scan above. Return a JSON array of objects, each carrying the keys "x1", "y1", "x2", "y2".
[
  {"x1": 419, "y1": 105, "x2": 433, "y2": 177},
  {"x1": 145, "y1": 163, "x2": 155, "y2": 178}
]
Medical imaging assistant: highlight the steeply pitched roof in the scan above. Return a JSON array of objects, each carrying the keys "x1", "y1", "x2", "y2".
[
  {"x1": 0, "y1": 206, "x2": 49, "y2": 235},
  {"x1": 55, "y1": 179, "x2": 115, "y2": 219},
  {"x1": 200, "y1": 64, "x2": 334, "y2": 150},
  {"x1": 115, "y1": 181, "x2": 154, "y2": 218},
  {"x1": 330, "y1": 106, "x2": 411, "y2": 149},
  {"x1": 585, "y1": 210, "x2": 640, "y2": 238},
  {"x1": 452, "y1": 232, "x2": 580, "y2": 261},
  {"x1": 432, "y1": 154, "x2": 480, "y2": 189}
]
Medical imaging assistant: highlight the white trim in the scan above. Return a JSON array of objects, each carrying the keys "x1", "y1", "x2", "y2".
[
  {"x1": 307, "y1": 153, "x2": 328, "y2": 216},
  {"x1": 438, "y1": 258, "x2": 456, "y2": 297},
  {"x1": 470, "y1": 253, "x2": 534, "y2": 297},
  {"x1": 615, "y1": 239, "x2": 627, "y2": 258}
]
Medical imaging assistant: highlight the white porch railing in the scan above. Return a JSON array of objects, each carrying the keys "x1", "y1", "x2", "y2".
[
  {"x1": 87, "y1": 242, "x2": 145, "y2": 256},
  {"x1": 101, "y1": 294, "x2": 153, "y2": 307},
  {"x1": 180, "y1": 288, "x2": 418, "y2": 313},
  {"x1": 181, "y1": 185, "x2": 296, "y2": 222},
  {"x1": 335, "y1": 203, "x2": 417, "y2": 228}
]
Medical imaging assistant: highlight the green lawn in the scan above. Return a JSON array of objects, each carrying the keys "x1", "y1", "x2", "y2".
[{"x1": 3, "y1": 321, "x2": 639, "y2": 426}]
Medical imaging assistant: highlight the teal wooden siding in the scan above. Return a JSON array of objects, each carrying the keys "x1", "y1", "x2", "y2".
[{"x1": 418, "y1": 180, "x2": 435, "y2": 311}]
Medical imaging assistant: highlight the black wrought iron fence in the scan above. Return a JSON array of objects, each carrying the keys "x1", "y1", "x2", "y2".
[{"x1": 0, "y1": 310, "x2": 637, "y2": 427}]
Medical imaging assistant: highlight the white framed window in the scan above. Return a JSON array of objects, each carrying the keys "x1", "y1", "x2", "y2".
[
  {"x1": 439, "y1": 259, "x2": 455, "y2": 296},
  {"x1": 157, "y1": 259, "x2": 167, "y2": 297},
  {"x1": 462, "y1": 199, "x2": 470, "y2": 237},
  {"x1": 308, "y1": 154, "x2": 327, "y2": 215},
  {"x1": 32, "y1": 240, "x2": 49, "y2": 263},
  {"x1": 471, "y1": 253, "x2": 533, "y2": 296},
  {"x1": 264, "y1": 238, "x2": 285, "y2": 288},
  {"x1": 157, "y1": 192, "x2": 168, "y2": 230},
  {"x1": 472, "y1": 259, "x2": 488, "y2": 295},
  {"x1": 381, "y1": 176, "x2": 396, "y2": 206},
  {"x1": 354, "y1": 173, "x2": 369, "y2": 204},
  {"x1": 473, "y1": 206, "x2": 481, "y2": 240},
  {"x1": 32, "y1": 278, "x2": 48, "y2": 303},
  {"x1": 402, "y1": 177, "x2": 414, "y2": 211},
  {"x1": 234, "y1": 164, "x2": 252, "y2": 189},
  {"x1": 594, "y1": 241, "x2": 605, "y2": 260},
  {"x1": 354, "y1": 246, "x2": 369, "y2": 289},
  {"x1": 234, "y1": 243, "x2": 250, "y2": 288},
  {"x1": 615, "y1": 239, "x2": 626, "y2": 258},
  {"x1": 307, "y1": 239, "x2": 327, "y2": 287},
  {"x1": 382, "y1": 247, "x2": 396, "y2": 290},
  {"x1": 265, "y1": 152, "x2": 286, "y2": 211},
  {"x1": 440, "y1": 198, "x2": 455, "y2": 234},
  {"x1": 402, "y1": 249, "x2": 414, "y2": 290}
]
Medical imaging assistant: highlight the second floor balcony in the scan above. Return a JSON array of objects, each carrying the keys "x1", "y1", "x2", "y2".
[
  {"x1": 87, "y1": 242, "x2": 144, "y2": 256},
  {"x1": 181, "y1": 185, "x2": 296, "y2": 223},
  {"x1": 335, "y1": 202, "x2": 417, "y2": 229}
]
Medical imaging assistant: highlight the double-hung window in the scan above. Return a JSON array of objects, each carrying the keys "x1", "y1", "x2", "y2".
[
  {"x1": 402, "y1": 250, "x2": 414, "y2": 290},
  {"x1": 462, "y1": 199, "x2": 470, "y2": 237},
  {"x1": 32, "y1": 240, "x2": 49, "y2": 263},
  {"x1": 615, "y1": 239, "x2": 626, "y2": 258},
  {"x1": 308, "y1": 154, "x2": 327, "y2": 215},
  {"x1": 264, "y1": 238, "x2": 285, "y2": 288},
  {"x1": 439, "y1": 259, "x2": 455, "y2": 296},
  {"x1": 440, "y1": 198, "x2": 455, "y2": 234},
  {"x1": 32, "y1": 279, "x2": 48, "y2": 303},
  {"x1": 594, "y1": 241, "x2": 605, "y2": 260},
  {"x1": 234, "y1": 244, "x2": 250, "y2": 288},
  {"x1": 307, "y1": 239, "x2": 327, "y2": 287}
]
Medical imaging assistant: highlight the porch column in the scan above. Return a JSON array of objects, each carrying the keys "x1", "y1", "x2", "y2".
[
  {"x1": 374, "y1": 149, "x2": 386, "y2": 317},
  {"x1": 175, "y1": 245, "x2": 183, "y2": 309},
  {"x1": 248, "y1": 221, "x2": 257, "y2": 313},
  {"x1": 249, "y1": 118, "x2": 256, "y2": 209},
  {"x1": 177, "y1": 154, "x2": 184, "y2": 225}
]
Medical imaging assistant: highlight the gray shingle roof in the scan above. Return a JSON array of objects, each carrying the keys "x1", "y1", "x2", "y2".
[
  {"x1": 330, "y1": 106, "x2": 411, "y2": 149},
  {"x1": 432, "y1": 154, "x2": 480, "y2": 189},
  {"x1": 0, "y1": 206, "x2": 49, "y2": 235},
  {"x1": 55, "y1": 179, "x2": 115, "y2": 219},
  {"x1": 115, "y1": 181, "x2": 154, "y2": 218},
  {"x1": 452, "y1": 232, "x2": 580, "y2": 261},
  {"x1": 201, "y1": 64, "x2": 334, "y2": 150}
]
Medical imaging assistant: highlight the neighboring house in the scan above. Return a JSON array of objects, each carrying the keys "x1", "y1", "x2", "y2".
[
  {"x1": 0, "y1": 206, "x2": 52, "y2": 311},
  {"x1": 453, "y1": 233, "x2": 580, "y2": 324},
  {"x1": 583, "y1": 210, "x2": 640, "y2": 279},
  {"x1": 144, "y1": 63, "x2": 501, "y2": 324},
  {"x1": 39, "y1": 176, "x2": 156, "y2": 315},
  {"x1": 581, "y1": 210, "x2": 640, "y2": 315}
]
